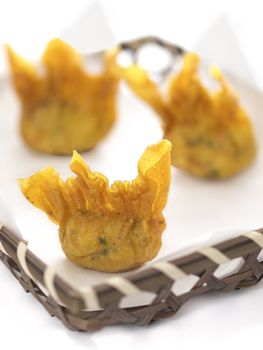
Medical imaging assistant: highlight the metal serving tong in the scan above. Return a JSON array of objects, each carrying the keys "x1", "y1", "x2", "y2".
[{"x1": 118, "y1": 36, "x2": 185, "y2": 81}]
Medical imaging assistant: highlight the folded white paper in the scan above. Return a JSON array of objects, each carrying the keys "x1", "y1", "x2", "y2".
[
  {"x1": 61, "y1": 0, "x2": 116, "y2": 54},
  {"x1": 195, "y1": 16, "x2": 255, "y2": 86}
]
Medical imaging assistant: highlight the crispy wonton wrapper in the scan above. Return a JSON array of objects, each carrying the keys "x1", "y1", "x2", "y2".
[
  {"x1": 6, "y1": 39, "x2": 119, "y2": 155},
  {"x1": 119, "y1": 52, "x2": 256, "y2": 179},
  {"x1": 19, "y1": 140, "x2": 171, "y2": 272}
]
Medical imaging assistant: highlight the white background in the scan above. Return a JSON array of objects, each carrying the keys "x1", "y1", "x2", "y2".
[{"x1": 1, "y1": 0, "x2": 263, "y2": 349}]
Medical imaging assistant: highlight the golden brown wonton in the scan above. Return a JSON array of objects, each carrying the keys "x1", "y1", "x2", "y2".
[
  {"x1": 120, "y1": 52, "x2": 256, "y2": 179},
  {"x1": 19, "y1": 140, "x2": 171, "y2": 272},
  {"x1": 6, "y1": 39, "x2": 119, "y2": 155}
]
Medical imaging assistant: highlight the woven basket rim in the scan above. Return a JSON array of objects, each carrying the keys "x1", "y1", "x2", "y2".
[{"x1": 1, "y1": 224, "x2": 263, "y2": 331}]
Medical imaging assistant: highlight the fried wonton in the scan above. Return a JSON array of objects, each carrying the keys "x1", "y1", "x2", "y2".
[
  {"x1": 120, "y1": 52, "x2": 256, "y2": 179},
  {"x1": 6, "y1": 39, "x2": 119, "y2": 155},
  {"x1": 19, "y1": 140, "x2": 171, "y2": 272}
]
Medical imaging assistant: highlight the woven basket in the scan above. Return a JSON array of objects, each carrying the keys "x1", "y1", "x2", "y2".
[
  {"x1": 1, "y1": 224, "x2": 263, "y2": 331},
  {"x1": 1, "y1": 37, "x2": 263, "y2": 332}
]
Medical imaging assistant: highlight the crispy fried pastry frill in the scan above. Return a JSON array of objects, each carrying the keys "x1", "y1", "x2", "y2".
[
  {"x1": 19, "y1": 140, "x2": 171, "y2": 272},
  {"x1": 6, "y1": 39, "x2": 119, "y2": 154},
  {"x1": 120, "y1": 53, "x2": 256, "y2": 179}
]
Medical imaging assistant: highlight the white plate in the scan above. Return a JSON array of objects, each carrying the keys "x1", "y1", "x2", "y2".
[{"x1": 1, "y1": 70, "x2": 263, "y2": 307}]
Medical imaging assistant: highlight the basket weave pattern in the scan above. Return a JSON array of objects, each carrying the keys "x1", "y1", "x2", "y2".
[{"x1": 1, "y1": 226, "x2": 263, "y2": 331}]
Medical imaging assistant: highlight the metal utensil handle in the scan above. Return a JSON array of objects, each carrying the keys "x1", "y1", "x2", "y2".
[
  {"x1": 120, "y1": 36, "x2": 185, "y2": 57},
  {"x1": 119, "y1": 36, "x2": 185, "y2": 79}
]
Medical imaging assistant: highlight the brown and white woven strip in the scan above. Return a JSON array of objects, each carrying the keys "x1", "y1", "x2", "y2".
[
  {"x1": 0, "y1": 227, "x2": 9, "y2": 256},
  {"x1": 1, "y1": 224, "x2": 263, "y2": 330}
]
